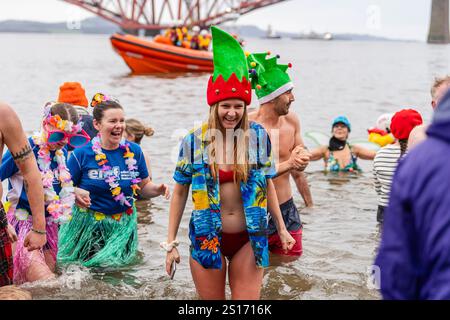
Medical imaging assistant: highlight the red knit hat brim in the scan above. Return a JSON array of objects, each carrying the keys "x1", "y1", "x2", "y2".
[
  {"x1": 390, "y1": 109, "x2": 423, "y2": 140},
  {"x1": 207, "y1": 73, "x2": 252, "y2": 106}
]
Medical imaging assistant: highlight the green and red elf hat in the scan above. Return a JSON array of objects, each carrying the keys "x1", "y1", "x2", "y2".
[
  {"x1": 246, "y1": 51, "x2": 294, "y2": 104},
  {"x1": 206, "y1": 26, "x2": 252, "y2": 106}
]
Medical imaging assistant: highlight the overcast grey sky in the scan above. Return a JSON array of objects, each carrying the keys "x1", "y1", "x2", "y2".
[{"x1": 0, "y1": 0, "x2": 435, "y2": 40}]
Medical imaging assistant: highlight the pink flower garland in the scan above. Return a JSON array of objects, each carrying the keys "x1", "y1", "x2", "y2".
[{"x1": 32, "y1": 133, "x2": 75, "y2": 224}]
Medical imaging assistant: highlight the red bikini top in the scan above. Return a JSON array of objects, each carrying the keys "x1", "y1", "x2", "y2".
[{"x1": 219, "y1": 169, "x2": 235, "y2": 184}]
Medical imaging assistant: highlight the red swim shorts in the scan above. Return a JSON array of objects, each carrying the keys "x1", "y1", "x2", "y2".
[
  {"x1": 268, "y1": 198, "x2": 303, "y2": 257},
  {"x1": 268, "y1": 228, "x2": 303, "y2": 257}
]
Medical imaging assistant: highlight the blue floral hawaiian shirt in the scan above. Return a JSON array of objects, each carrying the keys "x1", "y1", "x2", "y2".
[{"x1": 173, "y1": 121, "x2": 276, "y2": 269}]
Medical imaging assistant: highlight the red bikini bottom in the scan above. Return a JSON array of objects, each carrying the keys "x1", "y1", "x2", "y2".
[{"x1": 221, "y1": 230, "x2": 249, "y2": 260}]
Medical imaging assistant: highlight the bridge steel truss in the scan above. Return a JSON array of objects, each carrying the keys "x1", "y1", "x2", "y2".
[{"x1": 62, "y1": 0, "x2": 287, "y2": 30}]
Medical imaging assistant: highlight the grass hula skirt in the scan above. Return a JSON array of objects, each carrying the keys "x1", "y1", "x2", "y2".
[
  {"x1": 7, "y1": 210, "x2": 59, "y2": 284},
  {"x1": 57, "y1": 206, "x2": 138, "y2": 268}
]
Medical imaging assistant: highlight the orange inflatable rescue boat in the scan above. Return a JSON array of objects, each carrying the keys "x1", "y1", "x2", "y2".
[{"x1": 110, "y1": 33, "x2": 213, "y2": 74}]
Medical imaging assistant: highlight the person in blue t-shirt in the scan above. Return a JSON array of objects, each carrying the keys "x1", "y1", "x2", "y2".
[
  {"x1": 1, "y1": 102, "x2": 88, "y2": 284},
  {"x1": 58, "y1": 93, "x2": 170, "y2": 268}
]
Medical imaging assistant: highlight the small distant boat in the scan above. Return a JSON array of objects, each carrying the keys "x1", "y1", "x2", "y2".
[
  {"x1": 292, "y1": 31, "x2": 333, "y2": 41},
  {"x1": 110, "y1": 33, "x2": 213, "y2": 74},
  {"x1": 323, "y1": 32, "x2": 333, "y2": 41},
  {"x1": 265, "y1": 25, "x2": 282, "y2": 39}
]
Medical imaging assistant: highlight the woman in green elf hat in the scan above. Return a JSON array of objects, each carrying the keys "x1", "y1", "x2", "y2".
[{"x1": 163, "y1": 26, "x2": 295, "y2": 300}]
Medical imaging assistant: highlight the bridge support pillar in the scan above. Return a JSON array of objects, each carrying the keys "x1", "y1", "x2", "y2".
[{"x1": 428, "y1": 0, "x2": 450, "y2": 44}]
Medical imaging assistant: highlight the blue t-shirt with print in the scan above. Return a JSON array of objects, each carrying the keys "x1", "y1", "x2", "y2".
[
  {"x1": 0, "y1": 137, "x2": 67, "y2": 216},
  {"x1": 68, "y1": 141, "x2": 149, "y2": 214}
]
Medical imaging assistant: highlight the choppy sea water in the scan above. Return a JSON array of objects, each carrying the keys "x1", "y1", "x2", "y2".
[{"x1": 1, "y1": 32, "x2": 449, "y2": 299}]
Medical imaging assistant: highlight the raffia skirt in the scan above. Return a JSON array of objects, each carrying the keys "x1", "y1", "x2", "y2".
[{"x1": 57, "y1": 205, "x2": 138, "y2": 268}]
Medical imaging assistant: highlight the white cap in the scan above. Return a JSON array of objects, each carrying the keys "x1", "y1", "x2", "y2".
[{"x1": 376, "y1": 113, "x2": 394, "y2": 132}]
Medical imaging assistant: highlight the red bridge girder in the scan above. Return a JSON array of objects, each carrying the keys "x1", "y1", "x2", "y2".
[{"x1": 61, "y1": 0, "x2": 288, "y2": 30}]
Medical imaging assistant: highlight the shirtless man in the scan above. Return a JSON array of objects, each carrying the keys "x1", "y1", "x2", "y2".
[
  {"x1": 0, "y1": 101, "x2": 46, "y2": 287},
  {"x1": 247, "y1": 52, "x2": 312, "y2": 261},
  {"x1": 408, "y1": 76, "x2": 450, "y2": 149}
]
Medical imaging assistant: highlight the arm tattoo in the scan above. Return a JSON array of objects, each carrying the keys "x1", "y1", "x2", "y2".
[
  {"x1": 12, "y1": 144, "x2": 33, "y2": 163},
  {"x1": 24, "y1": 179, "x2": 29, "y2": 192}
]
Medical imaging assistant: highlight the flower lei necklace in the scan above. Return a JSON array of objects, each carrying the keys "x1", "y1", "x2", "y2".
[
  {"x1": 91, "y1": 135, "x2": 141, "y2": 211},
  {"x1": 32, "y1": 108, "x2": 77, "y2": 224}
]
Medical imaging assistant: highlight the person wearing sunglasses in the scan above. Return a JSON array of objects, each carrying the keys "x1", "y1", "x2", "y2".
[
  {"x1": 0, "y1": 102, "x2": 84, "y2": 284},
  {"x1": 47, "y1": 126, "x2": 91, "y2": 149},
  {"x1": 57, "y1": 82, "x2": 98, "y2": 151},
  {"x1": 57, "y1": 93, "x2": 170, "y2": 268}
]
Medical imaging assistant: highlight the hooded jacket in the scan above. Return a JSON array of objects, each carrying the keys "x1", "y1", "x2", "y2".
[{"x1": 374, "y1": 88, "x2": 450, "y2": 299}]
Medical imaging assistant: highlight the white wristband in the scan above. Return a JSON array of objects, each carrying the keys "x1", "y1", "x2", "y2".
[{"x1": 160, "y1": 240, "x2": 179, "y2": 252}]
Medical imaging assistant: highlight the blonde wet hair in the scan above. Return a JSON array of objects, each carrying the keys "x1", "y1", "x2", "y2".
[
  {"x1": 125, "y1": 118, "x2": 154, "y2": 144},
  {"x1": 206, "y1": 102, "x2": 251, "y2": 184}
]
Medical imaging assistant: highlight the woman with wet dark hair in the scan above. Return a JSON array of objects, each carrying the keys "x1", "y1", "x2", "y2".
[{"x1": 58, "y1": 94, "x2": 170, "y2": 268}]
